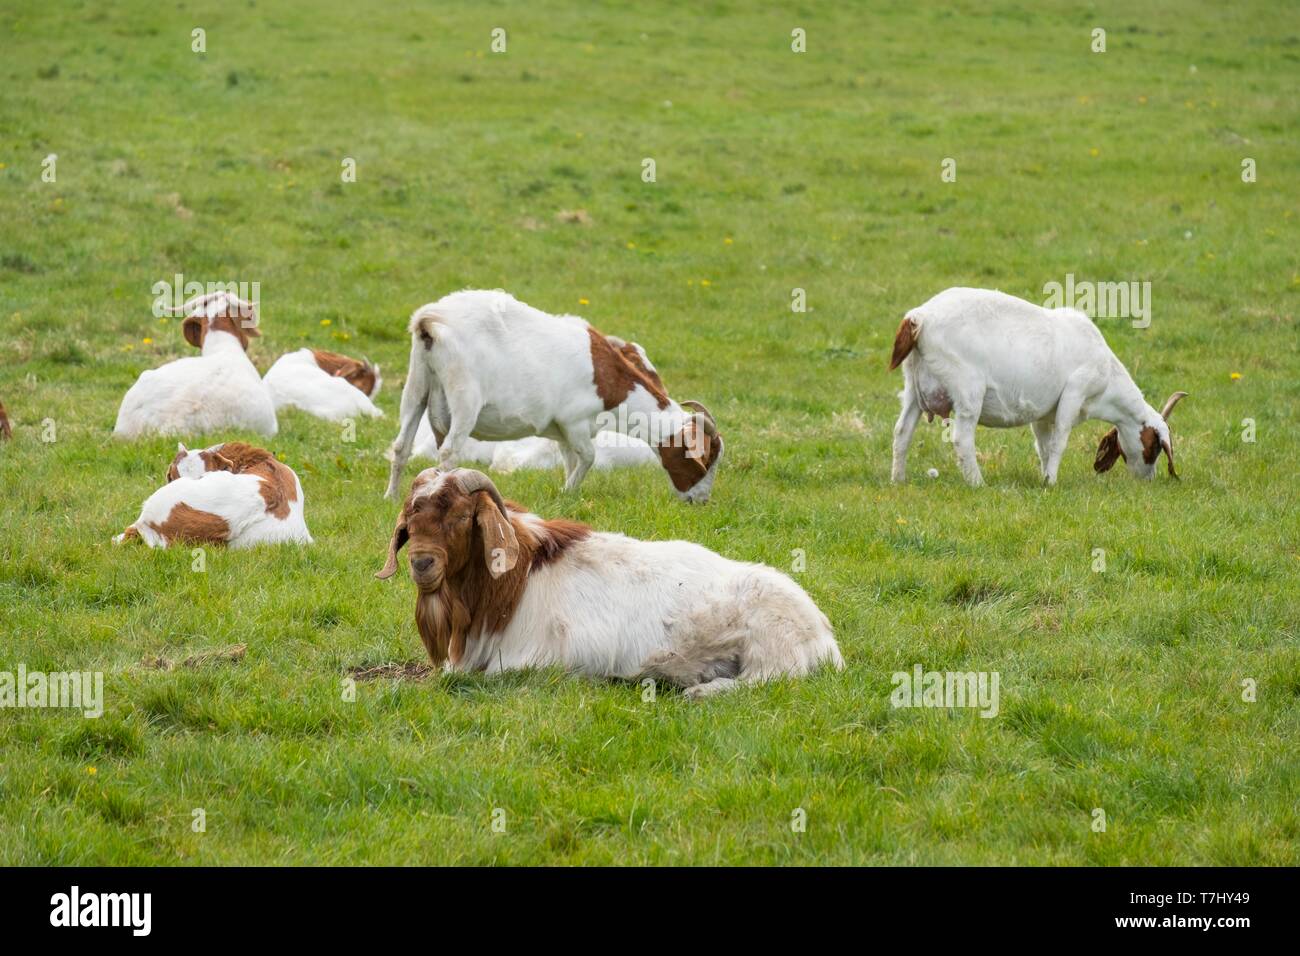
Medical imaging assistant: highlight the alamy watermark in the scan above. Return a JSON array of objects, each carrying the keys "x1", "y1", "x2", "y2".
[
  {"x1": 890, "y1": 664, "x2": 999, "y2": 718},
  {"x1": 1, "y1": 666, "x2": 103, "y2": 718},
  {"x1": 1043, "y1": 274, "x2": 1151, "y2": 328}
]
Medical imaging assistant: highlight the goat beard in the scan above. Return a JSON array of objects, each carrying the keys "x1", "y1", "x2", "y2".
[{"x1": 414, "y1": 586, "x2": 471, "y2": 667}]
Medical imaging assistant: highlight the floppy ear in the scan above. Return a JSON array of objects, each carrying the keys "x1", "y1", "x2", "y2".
[
  {"x1": 1161, "y1": 436, "x2": 1178, "y2": 479},
  {"x1": 1094, "y1": 428, "x2": 1124, "y2": 473},
  {"x1": 474, "y1": 491, "x2": 519, "y2": 578},
  {"x1": 375, "y1": 513, "x2": 410, "y2": 579},
  {"x1": 182, "y1": 316, "x2": 205, "y2": 349}
]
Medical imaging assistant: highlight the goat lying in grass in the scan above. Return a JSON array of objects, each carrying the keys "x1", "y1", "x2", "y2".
[
  {"x1": 412, "y1": 417, "x2": 657, "y2": 473},
  {"x1": 115, "y1": 441, "x2": 311, "y2": 548},
  {"x1": 385, "y1": 290, "x2": 722, "y2": 503},
  {"x1": 114, "y1": 292, "x2": 277, "y2": 439},
  {"x1": 889, "y1": 287, "x2": 1187, "y2": 486},
  {"x1": 263, "y1": 348, "x2": 383, "y2": 422},
  {"x1": 377, "y1": 468, "x2": 842, "y2": 698}
]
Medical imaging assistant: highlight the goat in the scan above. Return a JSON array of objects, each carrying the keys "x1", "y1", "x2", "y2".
[
  {"x1": 383, "y1": 290, "x2": 723, "y2": 503},
  {"x1": 0, "y1": 399, "x2": 10, "y2": 440},
  {"x1": 376, "y1": 468, "x2": 842, "y2": 698},
  {"x1": 889, "y1": 287, "x2": 1187, "y2": 486},
  {"x1": 113, "y1": 292, "x2": 277, "y2": 439},
  {"x1": 114, "y1": 441, "x2": 311, "y2": 548},
  {"x1": 263, "y1": 348, "x2": 383, "y2": 422},
  {"x1": 412, "y1": 417, "x2": 657, "y2": 473}
]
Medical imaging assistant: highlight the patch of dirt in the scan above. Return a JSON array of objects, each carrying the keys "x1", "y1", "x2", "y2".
[
  {"x1": 348, "y1": 661, "x2": 433, "y2": 682},
  {"x1": 142, "y1": 643, "x2": 247, "y2": 671}
]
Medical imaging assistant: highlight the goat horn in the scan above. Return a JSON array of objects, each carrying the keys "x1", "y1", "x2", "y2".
[
  {"x1": 454, "y1": 469, "x2": 509, "y2": 516},
  {"x1": 1160, "y1": 391, "x2": 1188, "y2": 420},
  {"x1": 680, "y1": 400, "x2": 718, "y2": 436},
  {"x1": 681, "y1": 402, "x2": 718, "y2": 439}
]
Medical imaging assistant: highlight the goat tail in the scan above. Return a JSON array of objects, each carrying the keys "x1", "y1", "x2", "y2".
[
  {"x1": 888, "y1": 314, "x2": 920, "y2": 371},
  {"x1": 407, "y1": 304, "x2": 448, "y2": 346}
]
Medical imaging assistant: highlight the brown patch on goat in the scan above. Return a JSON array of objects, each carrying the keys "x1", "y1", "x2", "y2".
[
  {"x1": 181, "y1": 303, "x2": 260, "y2": 351},
  {"x1": 530, "y1": 519, "x2": 592, "y2": 569},
  {"x1": 312, "y1": 349, "x2": 378, "y2": 397},
  {"x1": 588, "y1": 327, "x2": 669, "y2": 410},
  {"x1": 1140, "y1": 426, "x2": 1161, "y2": 465},
  {"x1": 148, "y1": 502, "x2": 231, "y2": 545},
  {"x1": 888, "y1": 316, "x2": 918, "y2": 371},
  {"x1": 0, "y1": 399, "x2": 11, "y2": 440},
  {"x1": 657, "y1": 421, "x2": 722, "y2": 492},
  {"x1": 198, "y1": 442, "x2": 298, "y2": 518}
]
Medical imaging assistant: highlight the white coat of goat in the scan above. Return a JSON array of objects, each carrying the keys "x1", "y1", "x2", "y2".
[
  {"x1": 263, "y1": 348, "x2": 383, "y2": 422},
  {"x1": 384, "y1": 290, "x2": 722, "y2": 503},
  {"x1": 412, "y1": 417, "x2": 657, "y2": 473},
  {"x1": 377, "y1": 468, "x2": 842, "y2": 698},
  {"x1": 889, "y1": 287, "x2": 1186, "y2": 486},
  {"x1": 114, "y1": 441, "x2": 311, "y2": 549},
  {"x1": 113, "y1": 292, "x2": 277, "y2": 439}
]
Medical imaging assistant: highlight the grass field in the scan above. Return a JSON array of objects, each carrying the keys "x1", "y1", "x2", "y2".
[{"x1": 1, "y1": 0, "x2": 1298, "y2": 865}]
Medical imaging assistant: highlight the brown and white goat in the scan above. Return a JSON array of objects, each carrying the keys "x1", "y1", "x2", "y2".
[
  {"x1": 384, "y1": 290, "x2": 723, "y2": 503},
  {"x1": 115, "y1": 441, "x2": 311, "y2": 548},
  {"x1": 376, "y1": 468, "x2": 842, "y2": 698}
]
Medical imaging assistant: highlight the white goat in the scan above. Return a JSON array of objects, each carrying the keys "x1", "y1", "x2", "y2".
[
  {"x1": 263, "y1": 348, "x2": 383, "y2": 422},
  {"x1": 384, "y1": 290, "x2": 722, "y2": 503},
  {"x1": 412, "y1": 417, "x2": 657, "y2": 473},
  {"x1": 114, "y1": 441, "x2": 311, "y2": 548},
  {"x1": 889, "y1": 287, "x2": 1187, "y2": 486},
  {"x1": 377, "y1": 468, "x2": 842, "y2": 698},
  {"x1": 114, "y1": 292, "x2": 277, "y2": 439}
]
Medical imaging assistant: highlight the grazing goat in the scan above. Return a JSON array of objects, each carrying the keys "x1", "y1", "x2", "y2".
[
  {"x1": 0, "y1": 399, "x2": 10, "y2": 440},
  {"x1": 413, "y1": 417, "x2": 657, "y2": 473},
  {"x1": 384, "y1": 290, "x2": 722, "y2": 503},
  {"x1": 115, "y1": 441, "x2": 311, "y2": 548},
  {"x1": 114, "y1": 292, "x2": 277, "y2": 439},
  {"x1": 264, "y1": 348, "x2": 383, "y2": 422},
  {"x1": 889, "y1": 287, "x2": 1187, "y2": 486},
  {"x1": 377, "y1": 468, "x2": 842, "y2": 698}
]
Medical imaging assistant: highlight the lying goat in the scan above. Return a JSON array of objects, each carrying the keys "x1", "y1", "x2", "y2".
[
  {"x1": 384, "y1": 290, "x2": 722, "y2": 503},
  {"x1": 377, "y1": 468, "x2": 842, "y2": 698},
  {"x1": 413, "y1": 417, "x2": 657, "y2": 473},
  {"x1": 115, "y1": 441, "x2": 311, "y2": 548},
  {"x1": 114, "y1": 292, "x2": 277, "y2": 438},
  {"x1": 264, "y1": 348, "x2": 383, "y2": 422},
  {"x1": 889, "y1": 287, "x2": 1187, "y2": 486}
]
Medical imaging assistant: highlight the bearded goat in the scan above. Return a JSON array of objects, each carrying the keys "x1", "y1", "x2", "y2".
[
  {"x1": 376, "y1": 468, "x2": 842, "y2": 698},
  {"x1": 263, "y1": 348, "x2": 383, "y2": 422},
  {"x1": 889, "y1": 287, "x2": 1187, "y2": 486},
  {"x1": 114, "y1": 441, "x2": 310, "y2": 548},
  {"x1": 384, "y1": 290, "x2": 722, "y2": 503},
  {"x1": 114, "y1": 292, "x2": 277, "y2": 439}
]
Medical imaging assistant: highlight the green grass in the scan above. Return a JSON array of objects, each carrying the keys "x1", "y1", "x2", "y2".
[{"x1": 1, "y1": 0, "x2": 1298, "y2": 865}]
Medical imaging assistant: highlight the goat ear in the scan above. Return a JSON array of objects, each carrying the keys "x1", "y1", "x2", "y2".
[
  {"x1": 474, "y1": 492, "x2": 519, "y2": 578},
  {"x1": 1094, "y1": 428, "x2": 1124, "y2": 473},
  {"x1": 182, "y1": 316, "x2": 205, "y2": 348},
  {"x1": 1161, "y1": 436, "x2": 1178, "y2": 479},
  {"x1": 375, "y1": 514, "x2": 409, "y2": 579},
  {"x1": 177, "y1": 442, "x2": 188, "y2": 454}
]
